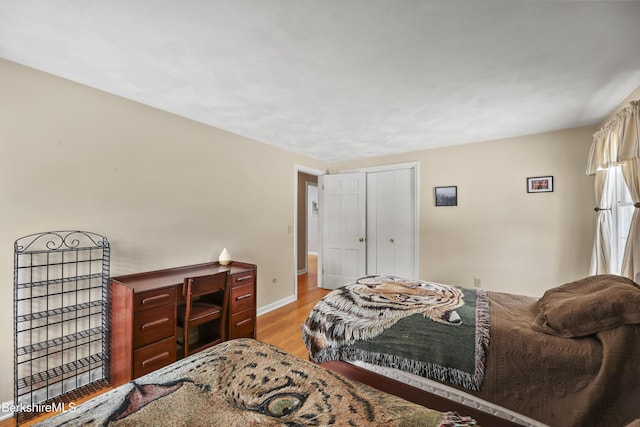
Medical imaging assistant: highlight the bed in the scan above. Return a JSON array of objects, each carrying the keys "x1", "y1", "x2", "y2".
[
  {"x1": 34, "y1": 338, "x2": 479, "y2": 426},
  {"x1": 302, "y1": 274, "x2": 640, "y2": 427}
]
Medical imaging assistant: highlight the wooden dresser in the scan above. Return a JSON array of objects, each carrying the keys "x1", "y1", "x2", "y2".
[
  {"x1": 110, "y1": 261, "x2": 257, "y2": 386},
  {"x1": 228, "y1": 267, "x2": 257, "y2": 339}
]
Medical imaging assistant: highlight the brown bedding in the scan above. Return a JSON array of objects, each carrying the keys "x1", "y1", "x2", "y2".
[
  {"x1": 532, "y1": 274, "x2": 640, "y2": 337},
  {"x1": 35, "y1": 338, "x2": 478, "y2": 427},
  {"x1": 304, "y1": 274, "x2": 640, "y2": 427},
  {"x1": 476, "y1": 276, "x2": 640, "y2": 426}
]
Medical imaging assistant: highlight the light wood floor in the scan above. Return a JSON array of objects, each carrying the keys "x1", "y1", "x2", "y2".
[
  {"x1": 257, "y1": 254, "x2": 330, "y2": 359},
  {"x1": 1, "y1": 255, "x2": 328, "y2": 427}
]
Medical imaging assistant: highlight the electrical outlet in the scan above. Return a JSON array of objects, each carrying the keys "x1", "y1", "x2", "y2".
[{"x1": 473, "y1": 278, "x2": 481, "y2": 288}]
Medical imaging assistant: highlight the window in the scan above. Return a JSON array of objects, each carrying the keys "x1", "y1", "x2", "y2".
[{"x1": 612, "y1": 166, "x2": 633, "y2": 274}]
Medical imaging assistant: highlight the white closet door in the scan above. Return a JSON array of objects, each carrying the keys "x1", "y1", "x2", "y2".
[
  {"x1": 319, "y1": 173, "x2": 367, "y2": 289},
  {"x1": 367, "y1": 168, "x2": 416, "y2": 278}
]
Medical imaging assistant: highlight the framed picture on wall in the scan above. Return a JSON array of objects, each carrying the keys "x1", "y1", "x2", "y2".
[
  {"x1": 435, "y1": 186, "x2": 457, "y2": 206},
  {"x1": 527, "y1": 176, "x2": 553, "y2": 193}
]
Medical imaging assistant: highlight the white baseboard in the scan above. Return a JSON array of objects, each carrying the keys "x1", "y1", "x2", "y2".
[
  {"x1": 257, "y1": 294, "x2": 296, "y2": 316},
  {"x1": 1, "y1": 400, "x2": 15, "y2": 421}
]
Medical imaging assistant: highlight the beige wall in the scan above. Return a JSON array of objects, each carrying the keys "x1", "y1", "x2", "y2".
[
  {"x1": 0, "y1": 59, "x2": 327, "y2": 405},
  {"x1": 331, "y1": 126, "x2": 598, "y2": 297}
]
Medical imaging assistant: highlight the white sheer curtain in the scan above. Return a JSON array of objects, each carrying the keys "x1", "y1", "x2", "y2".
[
  {"x1": 621, "y1": 158, "x2": 640, "y2": 279},
  {"x1": 587, "y1": 100, "x2": 640, "y2": 279},
  {"x1": 589, "y1": 169, "x2": 614, "y2": 274}
]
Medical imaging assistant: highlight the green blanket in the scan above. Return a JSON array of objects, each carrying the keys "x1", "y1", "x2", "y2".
[{"x1": 303, "y1": 276, "x2": 490, "y2": 390}]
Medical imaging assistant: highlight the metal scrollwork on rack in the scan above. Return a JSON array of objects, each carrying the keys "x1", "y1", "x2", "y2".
[{"x1": 15, "y1": 230, "x2": 109, "y2": 253}]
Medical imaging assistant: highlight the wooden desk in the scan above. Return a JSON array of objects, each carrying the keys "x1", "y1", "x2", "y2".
[{"x1": 110, "y1": 261, "x2": 257, "y2": 386}]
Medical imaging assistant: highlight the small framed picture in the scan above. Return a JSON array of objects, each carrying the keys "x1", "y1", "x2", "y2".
[
  {"x1": 527, "y1": 176, "x2": 553, "y2": 193},
  {"x1": 435, "y1": 186, "x2": 457, "y2": 206}
]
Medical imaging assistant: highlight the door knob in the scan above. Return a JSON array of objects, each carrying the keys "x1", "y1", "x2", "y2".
[
  {"x1": 359, "y1": 237, "x2": 365, "y2": 242},
  {"x1": 390, "y1": 239, "x2": 394, "y2": 243}
]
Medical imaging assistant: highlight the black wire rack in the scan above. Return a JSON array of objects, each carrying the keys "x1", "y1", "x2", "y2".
[{"x1": 13, "y1": 231, "x2": 110, "y2": 424}]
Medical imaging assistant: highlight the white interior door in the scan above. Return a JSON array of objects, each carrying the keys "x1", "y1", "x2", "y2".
[
  {"x1": 366, "y1": 168, "x2": 416, "y2": 278},
  {"x1": 319, "y1": 173, "x2": 366, "y2": 289}
]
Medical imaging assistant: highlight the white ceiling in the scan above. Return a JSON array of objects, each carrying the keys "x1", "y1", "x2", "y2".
[{"x1": 2, "y1": 1, "x2": 640, "y2": 162}]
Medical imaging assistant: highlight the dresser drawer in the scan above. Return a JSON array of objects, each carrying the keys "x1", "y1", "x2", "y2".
[
  {"x1": 230, "y1": 271, "x2": 255, "y2": 288},
  {"x1": 229, "y1": 308, "x2": 255, "y2": 339},
  {"x1": 133, "y1": 336, "x2": 177, "y2": 379},
  {"x1": 133, "y1": 304, "x2": 175, "y2": 348},
  {"x1": 133, "y1": 286, "x2": 176, "y2": 311},
  {"x1": 230, "y1": 283, "x2": 255, "y2": 314}
]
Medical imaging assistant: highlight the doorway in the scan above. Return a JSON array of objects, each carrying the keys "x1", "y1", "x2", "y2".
[
  {"x1": 295, "y1": 166, "x2": 323, "y2": 299},
  {"x1": 296, "y1": 173, "x2": 319, "y2": 275},
  {"x1": 306, "y1": 181, "x2": 319, "y2": 272}
]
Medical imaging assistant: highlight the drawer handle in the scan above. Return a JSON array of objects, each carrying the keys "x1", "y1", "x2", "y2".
[
  {"x1": 235, "y1": 294, "x2": 252, "y2": 301},
  {"x1": 141, "y1": 294, "x2": 171, "y2": 305},
  {"x1": 141, "y1": 317, "x2": 169, "y2": 330},
  {"x1": 236, "y1": 275, "x2": 253, "y2": 282},
  {"x1": 235, "y1": 318, "x2": 252, "y2": 327},
  {"x1": 142, "y1": 352, "x2": 170, "y2": 367}
]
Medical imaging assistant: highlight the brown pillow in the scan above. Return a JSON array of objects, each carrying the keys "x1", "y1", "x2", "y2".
[{"x1": 532, "y1": 274, "x2": 640, "y2": 337}]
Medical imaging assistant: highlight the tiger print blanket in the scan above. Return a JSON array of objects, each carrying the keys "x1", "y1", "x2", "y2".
[
  {"x1": 302, "y1": 275, "x2": 490, "y2": 390},
  {"x1": 35, "y1": 339, "x2": 477, "y2": 427}
]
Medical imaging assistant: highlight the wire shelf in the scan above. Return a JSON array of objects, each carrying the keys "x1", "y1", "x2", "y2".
[
  {"x1": 16, "y1": 273, "x2": 105, "y2": 290},
  {"x1": 16, "y1": 300, "x2": 104, "y2": 323},
  {"x1": 16, "y1": 326, "x2": 105, "y2": 356},
  {"x1": 13, "y1": 231, "x2": 110, "y2": 424},
  {"x1": 16, "y1": 354, "x2": 105, "y2": 392}
]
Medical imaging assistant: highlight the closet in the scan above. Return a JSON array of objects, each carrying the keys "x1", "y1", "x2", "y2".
[
  {"x1": 366, "y1": 167, "x2": 416, "y2": 277},
  {"x1": 320, "y1": 163, "x2": 417, "y2": 289}
]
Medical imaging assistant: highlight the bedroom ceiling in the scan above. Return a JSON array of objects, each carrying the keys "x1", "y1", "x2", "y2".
[{"x1": 1, "y1": 1, "x2": 640, "y2": 163}]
